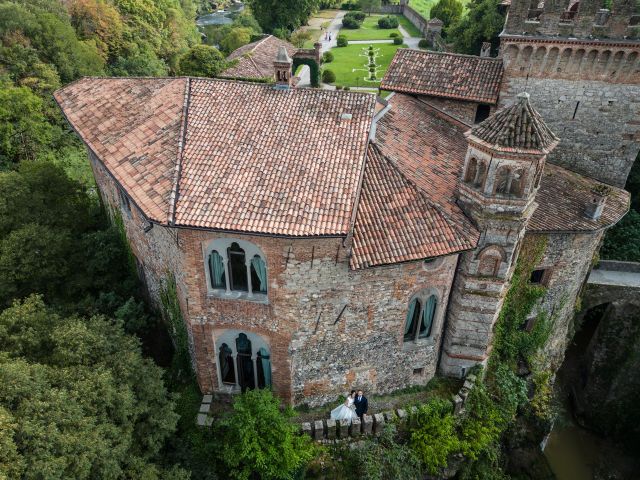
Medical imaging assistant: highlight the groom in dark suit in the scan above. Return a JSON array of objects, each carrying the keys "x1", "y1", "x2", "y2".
[{"x1": 353, "y1": 389, "x2": 368, "y2": 419}]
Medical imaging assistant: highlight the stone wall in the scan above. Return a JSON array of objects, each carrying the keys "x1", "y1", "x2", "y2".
[
  {"x1": 403, "y1": 5, "x2": 430, "y2": 35},
  {"x1": 500, "y1": 40, "x2": 640, "y2": 187},
  {"x1": 526, "y1": 231, "x2": 603, "y2": 370},
  {"x1": 419, "y1": 96, "x2": 495, "y2": 125}
]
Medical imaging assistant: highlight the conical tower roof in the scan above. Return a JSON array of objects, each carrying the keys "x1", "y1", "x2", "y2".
[{"x1": 469, "y1": 92, "x2": 559, "y2": 153}]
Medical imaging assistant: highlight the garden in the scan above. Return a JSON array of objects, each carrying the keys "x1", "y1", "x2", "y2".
[{"x1": 324, "y1": 42, "x2": 407, "y2": 87}]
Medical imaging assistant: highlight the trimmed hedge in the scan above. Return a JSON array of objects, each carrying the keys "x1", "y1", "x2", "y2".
[
  {"x1": 342, "y1": 16, "x2": 361, "y2": 29},
  {"x1": 378, "y1": 16, "x2": 399, "y2": 29},
  {"x1": 418, "y1": 38, "x2": 429, "y2": 49},
  {"x1": 322, "y1": 69, "x2": 336, "y2": 83},
  {"x1": 322, "y1": 51, "x2": 334, "y2": 63},
  {"x1": 393, "y1": 36, "x2": 403, "y2": 45},
  {"x1": 337, "y1": 35, "x2": 348, "y2": 47}
]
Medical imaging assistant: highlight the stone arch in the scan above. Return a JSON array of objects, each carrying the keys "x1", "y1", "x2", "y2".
[
  {"x1": 620, "y1": 51, "x2": 638, "y2": 80},
  {"x1": 567, "y1": 48, "x2": 585, "y2": 74},
  {"x1": 505, "y1": 44, "x2": 520, "y2": 69},
  {"x1": 510, "y1": 168, "x2": 526, "y2": 197},
  {"x1": 477, "y1": 245, "x2": 506, "y2": 277},
  {"x1": 519, "y1": 45, "x2": 534, "y2": 70},
  {"x1": 608, "y1": 50, "x2": 625, "y2": 77},
  {"x1": 494, "y1": 165, "x2": 511, "y2": 194},
  {"x1": 594, "y1": 49, "x2": 611, "y2": 76},
  {"x1": 582, "y1": 49, "x2": 599, "y2": 76},
  {"x1": 544, "y1": 47, "x2": 560, "y2": 74},
  {"x1": 557, "y1": 48, "x2": 573, "y2": 73},
  {"x1": 465, "y1": 157, "x2": 478, "y2": 183},
  {"x1": 404, "y1": 287, "x2": 441, "y2": 343},
  {"x1": 291, "y1": 57, "x2": 320, "y2": 87},
  {"x1": 533, "y1": 46, "x2": 547, "y2": 65}
]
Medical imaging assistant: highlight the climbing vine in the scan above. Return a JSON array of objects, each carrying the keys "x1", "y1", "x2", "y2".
[
  {"x1": 160, "y1": 274, "x2": 193, "y2": 377},
  {"x1": 292, "y1": 57, "x2": 320, "y2": 87}
]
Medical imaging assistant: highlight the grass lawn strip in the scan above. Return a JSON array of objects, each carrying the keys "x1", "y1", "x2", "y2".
[
  {"x1": 328, "y1": 42, "x2": 406, "y2": 87},
  {"x1": 396, "y1": 15, "x2": 423, "y2": 37},
  {"x1": 339, "y1": 14, "x2": 401, "y2": 40}
]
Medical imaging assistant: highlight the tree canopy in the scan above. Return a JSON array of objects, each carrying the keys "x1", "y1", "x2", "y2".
[
  {"x1": 430, "y1": 0, "x2": 464, "y2": 32},
  {"x1": 448, "y1": 0, "x2": 505, "y2": 55},
  {"x1": 0, "y1": 295, "x2": 181, "y2": 479},
  {"x1": 177, "y1": 44, "x2": 227, "y2": 77},
  {"x1": 246, "y1": 0, "x2": 320, "y2": 34}
]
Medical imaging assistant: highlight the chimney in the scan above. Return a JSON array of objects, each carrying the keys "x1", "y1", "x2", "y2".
[
  {"x1": 480, "y1": 42, "x2": 491, "y2": 57},
  {"x1": 584, "y1": 184, "x2": 611, "y2": 220},
  {"x1": 274, "y1": 46, "x2": 292, "y2": 89}
]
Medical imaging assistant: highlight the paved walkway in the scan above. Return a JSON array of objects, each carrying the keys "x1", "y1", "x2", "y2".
[
  {"x1": 588, "y1": 269, "x2": 640, "y2": 288},
  {"x1": 319, "y1": 11, "x2": 345, "y2": 53},
  {"x1": 398, "y1": 25, "x2": 421, "y2": 49}
]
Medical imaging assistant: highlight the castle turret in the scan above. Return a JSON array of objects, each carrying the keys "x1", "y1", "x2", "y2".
[
  {"x1": 274, "y1": 46, "x2": 292, "y2": 89},
  {"x1": 439, "y1": 92, "x2": 559, "y2": 377}
]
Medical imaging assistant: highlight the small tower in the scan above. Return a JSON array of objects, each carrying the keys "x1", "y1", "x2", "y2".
[
  {"x1": 439, "y1": 92, "x2": 559, "y2": 377},
  {"x1": 274, "y1": 46, "x2": 292, "y2": 89}
]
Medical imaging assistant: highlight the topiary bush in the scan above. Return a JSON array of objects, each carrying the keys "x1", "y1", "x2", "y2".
[
  {"x1": 342, "y1": 16, "x2": 361, "y2": 29},
  {"x1": 322, "y1": 51, "x2": 334, "y2": 63},
  {"x1": 337, "y1": 35, "x2": 348, "y2": 47},
  {"x1": 393, "y1": 36, "x2": 403, "y2": 45},
  {"x1": 378, "y1": 15, "x2": 399, "y2": 29},
  {"x1": 368, "y1": 50, "x2": 374, "y2": 57},
  {"x1": 389, "y1": 32, "x2": 399, "y2": 38},
  {"x1": 369, "y1": 66, "x2": 375, "y2": 72},
  {"x1": 418, "y1": 38, "x2": 429, "y2": 49},
  {"x1": 322, "y1": 69, "x2": 336, "y2": 83}
]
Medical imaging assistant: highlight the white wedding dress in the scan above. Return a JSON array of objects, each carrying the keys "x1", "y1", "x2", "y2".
[{"x1": 330, "y1": 396, "x2": 358, "y2": 421}]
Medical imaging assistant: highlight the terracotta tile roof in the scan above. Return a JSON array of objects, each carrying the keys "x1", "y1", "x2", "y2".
[
  {"x1": 529, "y1": 163, "x2": 630, "y2": 232},
  {"x1": 469, "y1": 92, "x2": 559, "y2": 154},
  {"x1": 380, "y1": 49, "x2": 504, "y2": 104},
  {"x1": 54, "y1": 77, "x2": 187, "y2": 222},
  {"x1": 376, "y1": 93, "x2": 479, "y2": 238},
  {"x1": 351, "y1": 144, "x2": 478, "y2": 269},
  {"x1": 173, "y1": 79, "x2": 374, "y2": 235},
  {"x1": 222, "y1": 35, "x2": 297, "y2": 79},
  {"x1": 56, "y1": 77, "x2": 376, "y2": 236}
]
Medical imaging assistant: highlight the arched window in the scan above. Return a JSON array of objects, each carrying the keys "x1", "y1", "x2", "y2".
[
  {"x1": 216, "y1": 331, "x2": 272, "y2": 392},
  {"x1": 219, "y1": 343, "x2": 235, "y2": 384},
  {"x1": 228, "y1": 242, "x2": 248, "y2": 292},
  {"x1": 495, "y1": 167, "x2": 525, "y2": 198},
  {"x1": 403, "y1": 292, "x2": 438, "y2": 342},
  {"x1": 465, "y1": 158, "x2": 478, "y2": 183},
  {"x1": 495, "y1": 166, "x2": 511, "y2": 194},
  {"x1": 474, "y1": 161, "x2": 487, "y2": 188},
  {"x1": 208, "y1": 250, "x2": 226, "y2": 289},
  {"x1": 204, "y1": 239, "x2": 268, "y2": 299},
  {"x1": 477, "y1": 246, "x2": 505, "y2": 277}
]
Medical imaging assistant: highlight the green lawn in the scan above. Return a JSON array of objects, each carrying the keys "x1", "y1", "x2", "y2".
[
  {"x1": 339, "y1": 15, "x2": 401, "y2": 40},
  {"x1": 409, "y1": 0, "x2": 472, "y2": 21},
  {"x1": 325, "y1": 42, "x2": 407, "y2": 87}
]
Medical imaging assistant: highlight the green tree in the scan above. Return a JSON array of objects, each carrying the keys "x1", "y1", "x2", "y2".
[
  {"x1": 290, "y1": 29, "x2": 312, "y2": 48},
  {"x1": 246, "y1": 0, "x2": 320, "y2": 34},
  {"x1": 448, "y1": 0, "x2": 505, "y2": 55},
  {"x1": 0, "y1": 406, "x2": 24, "y2": 479},
  {"x1": 0, "y1": 295, "x2": 181, "y2": 479},
  {"x1": 430, "y1": 0, "x2": 463, "y2": 31},
  {"x1": 359, "y1": 0, "x2": 381, "y2": 15},
  {"x1": 409, "y1": 398, "x2": 462, "y2": 474},
  {"x1": 177, "y1": 44, "x2": 227, "y2": 77},
  {"x1": 219, "y1": 389, "x2": 316, "y2": 480},
  {"x1": 0, "y1": 83, "x2": 57, "y2": 167},
  {"x1": 220, "y1": 27, "x2": 253, "y2": 54}
]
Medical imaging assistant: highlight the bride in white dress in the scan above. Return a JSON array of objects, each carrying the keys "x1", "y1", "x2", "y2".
[{"x1": 330, "y1": 390, "x2": 358, "y2": 421}]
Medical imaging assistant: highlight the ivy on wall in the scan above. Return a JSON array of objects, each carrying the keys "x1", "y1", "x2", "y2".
[
  {"x1": 160, "y1": 274, "x2": 193, "y2": 378},
  {"x1": 292, "y1": 57, "x2": 320, "y2": 87}
]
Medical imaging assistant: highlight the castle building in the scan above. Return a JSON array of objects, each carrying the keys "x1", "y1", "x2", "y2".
[{"x1": 54, "y1": 1, "x2": 634, "y2": 406}]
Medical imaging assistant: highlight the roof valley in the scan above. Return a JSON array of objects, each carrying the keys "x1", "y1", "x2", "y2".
[{"x1": 168, "y1": 77, "x2": 192, "y2": 225}]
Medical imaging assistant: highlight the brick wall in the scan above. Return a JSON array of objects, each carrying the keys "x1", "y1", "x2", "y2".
[{"x1": 90, "y1": 151, "x2": 460, "y2": 406}]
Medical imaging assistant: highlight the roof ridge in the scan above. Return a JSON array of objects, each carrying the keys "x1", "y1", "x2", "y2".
[
  {"x1": 397, "y1": 47, "x2": 503, "y2": 62},
  {"x1": 168, "y1": 78, "x2": 191, "y2": 225}
]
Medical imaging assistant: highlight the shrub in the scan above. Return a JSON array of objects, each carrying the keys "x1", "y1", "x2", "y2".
[
  {"x1": 337, "y1": 35, "x2": 348, "y2": 47},
  {"x1": 290, "y1": 29, "x2": 312, "y2": 48},
  {"x1": 322, "y1": 51, "x2": 334, "y2": 63},
  {"x1": 218, "y1": 389, "x2": 316, "y2": 480},
  {"x1": 368, "y1": 45, "x2": 374, "y2": 50},
  {"x1": 322, "y1": 69, "x2": 336, "y2": 83},
  {"x1": 369, "y1": 66, "x2": 375, "y2": 72},
  {"x1": 409, "y1": 399, "x2": 462, "y2": 474},
  {"x1": 368, "y1": 50, "x2": 374, "y2": 56},
  {"x1": 343, "y1": 86, "x2": 350, "y2": 90},
  {"x1": 393, "y1": 36, "x2": 403, "y2": 45},
  {"x1": 418, "y1": 38, "x2": 430, "y2": 49},
  {"x1": 346, "y1": 11, "x2": 366, "y2": 21},
  {"x1": 341, "y1": 1, "x2": 360, "y2": 10},
  {"x1": 389, "y1": 32, "x2": 399, "y2": 38},
  {"x1": 342, "y1": 16, "x2": 361, "y2": 29},
  {"x1": 378, "y1": 15, "x2": 399, "y2": 29}
]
